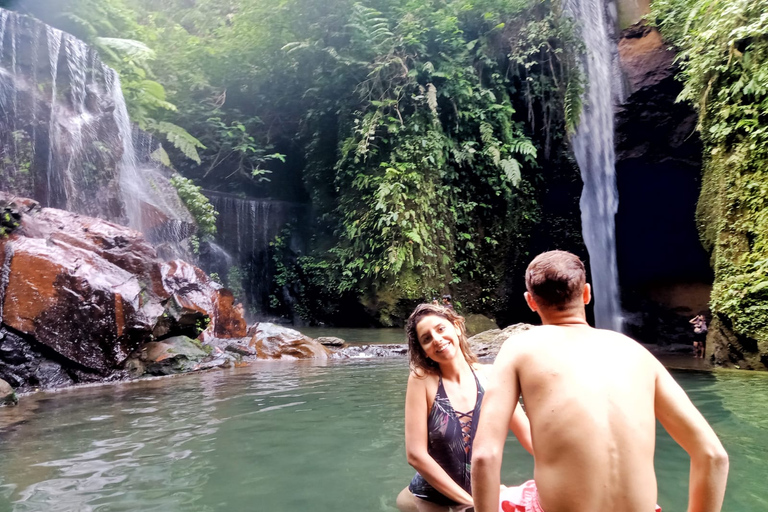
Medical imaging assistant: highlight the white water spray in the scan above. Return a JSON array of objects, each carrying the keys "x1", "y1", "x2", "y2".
[
  {"x1": 564, "y1": 0, "x2": 625, "y2": 332},
  {"x1": 0, "y1": 8, "x2": 193, "y2": 257}
]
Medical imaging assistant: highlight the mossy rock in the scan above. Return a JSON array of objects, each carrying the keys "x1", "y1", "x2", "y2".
[
  {"x1": 463, "y1": 314, "x2": 499, "y2": 337},
  {"x1": 0, "y1": 378, "x2": 18, "y2": 406}
]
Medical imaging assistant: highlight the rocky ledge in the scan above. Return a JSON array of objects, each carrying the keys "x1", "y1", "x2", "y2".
[{"x1": 0, "y1": 194, "x2": 329, "y2": 399}]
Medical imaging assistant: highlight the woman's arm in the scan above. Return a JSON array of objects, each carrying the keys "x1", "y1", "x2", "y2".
[{"x1": 404, "y1": 372, "x2": 474, "y2": 505}]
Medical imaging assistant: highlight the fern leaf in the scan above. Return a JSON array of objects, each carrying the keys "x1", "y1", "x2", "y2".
[
  {"x1": 480, "y1": 122, "x2": 495, "y2": 145},
  {"x1": 488, "y1": 146, "x2": 501, "y2": 166},
  {"x1": 152, "y1": 121, "x2": 206, "y2": 164},
  {"x1": 150, "y1": 145, "x2": 172, "y2": 168},
  {"x1": 95, "y1": 37, "x2": 155, "y2": 62},
  {"x1": 500, "y1": 158, "x2": 522, "y2": 188}
]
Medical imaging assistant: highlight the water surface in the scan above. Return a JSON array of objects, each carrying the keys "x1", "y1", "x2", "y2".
[{"x1": 0, "y1": 360, "x2": 766, "y2": 511}]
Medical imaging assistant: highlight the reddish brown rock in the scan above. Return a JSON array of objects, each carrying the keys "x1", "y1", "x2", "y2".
[
  {"x1": 247, "y1": 323, "x2": 329, "y2": 360},
  {"x1": 0, "y1": 234, "x2": 156, "y2": 372},
  {"x1": 159, "y1": 260, "x2": 246, "y2": 340},
  {"x1": 0, "y1": 195, "x2": 246, "y2": 384},
  {"x1": 618, "y1": 24, "x2": 675, "y2": 95}
]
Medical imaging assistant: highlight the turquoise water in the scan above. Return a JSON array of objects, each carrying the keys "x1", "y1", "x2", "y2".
[{"x1": 0, "y1": 360, "x2": 766, "y2": 511}]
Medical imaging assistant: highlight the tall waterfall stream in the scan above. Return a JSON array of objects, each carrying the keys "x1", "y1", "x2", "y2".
[{"x1": 565, "y1": 0, "x2": 625, "y2": 331}]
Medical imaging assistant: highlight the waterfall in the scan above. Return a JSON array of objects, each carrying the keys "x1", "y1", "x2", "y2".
[
  {"x1": 564, "y1": 0, "x2": 625, "y2": 332},
  {"x1": 204, "y1": 192, "x2": 305, "y2": 315},
  {"x1": 0, "y1": 8, "x2": 193, "y2": 256}
]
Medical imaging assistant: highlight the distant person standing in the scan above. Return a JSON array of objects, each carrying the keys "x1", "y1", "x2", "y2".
[
  {"x1": 690, "y1": 314, "x2": 708, "y2": 359},
  {"x1": 441, "y1": 295, "x2": 454, "y2": 310}
]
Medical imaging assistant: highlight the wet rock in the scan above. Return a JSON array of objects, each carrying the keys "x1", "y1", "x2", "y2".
[
  {"x1": 468, "y1": 323, "x2": 534, "y2": 358},
  {"x1": 614, "y1": 21, "x2": 709, "y2": 347},
  {"x1": 615, "y1": 22, "x2": 700, "y2": 165},
  {"x1": 0, "y1": 327, "x2": 76, "y2": 391},
  {"x1": 0, "y1": 195, "x2": 247, "y2": 389},
  {"x1": 0, "y1": 233, "x2": 154, "y2": 372},
  {"x1": 332, "y1": 344, "x2": 408, "y2": 359},
  {"x1": 0, "y1": 378, "x2": 17, "y2": 406},
  {"x1": 316, "y1": 336, "x2": 346, "y2": 348},
  {"x1": 225, "y1": 343, "x2": 256, "y2": 357},
  {"x1": 708, "y1": 315, "x2": 768, "y2": 371},
  {"x1": 159, "y1": 260, "x2": 247, "y2": 340},
  {"x1": 135, "y1": 336, "x2": 209, "y2": 376},
  {"x1": 618, "y1": 24, "x2": 675, "y2": 95},
  {"x1": 248, "y1": 323, "x2": 329, "y2": 360},
  {"x1": 463, "y1": 314, "x2": 499, "y2": 337}
]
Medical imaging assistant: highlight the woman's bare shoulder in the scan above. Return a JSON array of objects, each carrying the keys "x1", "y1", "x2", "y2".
[{"x1": 408, "y1": 369, "x2": 438, "y2": 384}]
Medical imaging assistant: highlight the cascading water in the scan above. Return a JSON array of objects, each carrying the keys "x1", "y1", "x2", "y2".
[
  {"x1": 204, "y1": 192, "x2": 305, "y2": 316},
  {"x1": 0, "y1": 9, "x2": 193, "y2": 255},
  {"x1": 564, "y1": 0, "x2": 625, "y2": 332}
]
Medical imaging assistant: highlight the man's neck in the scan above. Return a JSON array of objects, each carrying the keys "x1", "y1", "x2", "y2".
[{"x1": 539, "y1": 310, "x2": 590, "y2": 327}]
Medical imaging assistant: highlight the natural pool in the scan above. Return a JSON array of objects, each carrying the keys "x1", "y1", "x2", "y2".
[{"x1": 0, "y1": 358, "x2": 766, "y2": 511}]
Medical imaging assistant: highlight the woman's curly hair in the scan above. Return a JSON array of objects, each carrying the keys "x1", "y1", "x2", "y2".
[{"x1": 406, "y1": 303, "x2": 478, "y2": 376}]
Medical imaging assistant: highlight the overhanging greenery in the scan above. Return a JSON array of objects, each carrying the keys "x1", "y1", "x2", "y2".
[{"x1": 653, "y1": 0, "x2": 768, "y2": 344}]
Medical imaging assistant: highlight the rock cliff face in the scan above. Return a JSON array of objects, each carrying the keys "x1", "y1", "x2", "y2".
[
  {"x1": 0, "y1": 8, "x2": 195, "y2": 256},
  {"x1": 614, "y1": 22, "x2": 712, "y2": 346},
  {"x1": 0, "y1": 194, "x2": 244, "y2": 391}
]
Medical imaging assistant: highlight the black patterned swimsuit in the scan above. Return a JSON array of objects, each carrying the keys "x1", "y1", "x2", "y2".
[{"x1": 408, "y1": 369, "x2": 484, "y2": 506}]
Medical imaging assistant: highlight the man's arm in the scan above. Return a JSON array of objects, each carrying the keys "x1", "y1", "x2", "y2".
[
  {"x1": 471, "y1": 340, "x2": 522, "y2": 512},
  {"x1": 509, "y1": 405, "x2": 533, "y2": 455},
  {"x1": 476, "y1": 364, "x2": 533, "y2": 455},
  {"x1": 654, "y1": 363, "x2": 729, "y2": 512}
]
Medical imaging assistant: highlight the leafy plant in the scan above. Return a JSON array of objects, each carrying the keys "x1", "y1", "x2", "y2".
[
  {"x1": 169, "y1": 175, "x2": 218, "y2": 237},
  {"x1": 653, "y1": 0, "x2": 768, "y2": 343}
]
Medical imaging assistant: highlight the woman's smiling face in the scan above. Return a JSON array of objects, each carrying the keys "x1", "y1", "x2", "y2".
[{"x1": 416, "y1": 314, "x2": 460, "y2": 363}]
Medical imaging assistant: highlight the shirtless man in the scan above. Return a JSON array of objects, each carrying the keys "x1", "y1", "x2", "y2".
[{"x1": 471, "y1": 250, "x2": 728, "y2": 512}]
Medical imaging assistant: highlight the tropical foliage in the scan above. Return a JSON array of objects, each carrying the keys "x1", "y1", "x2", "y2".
[
  {"x1": 653, "y1": 0, "x2": 768, "y2": 343},
  {"x1": 10, "y1": 0, "x2": 584, "y2": 324}
]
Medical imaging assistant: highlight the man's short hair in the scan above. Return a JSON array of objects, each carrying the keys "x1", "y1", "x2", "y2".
[{"x1": 525, "y1": 250, "x2": 586, "y2": 309}]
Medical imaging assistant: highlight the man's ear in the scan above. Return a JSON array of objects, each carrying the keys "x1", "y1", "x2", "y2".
[
  {"x1": 582, "y1": 283, "x2": 592, "y2": 305},
  {"x1": 524, "y1": 291, "x2": 538, "y2": 312}
]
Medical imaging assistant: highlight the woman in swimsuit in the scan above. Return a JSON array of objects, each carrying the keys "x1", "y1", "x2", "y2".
[{"x1": 396, "y1": 304, "x2": 533, "y2": 511}]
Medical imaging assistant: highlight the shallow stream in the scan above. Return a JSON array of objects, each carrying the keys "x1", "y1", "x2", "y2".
[{"x1": 0, "y1": 357, "x2": 766, "y2": 511}]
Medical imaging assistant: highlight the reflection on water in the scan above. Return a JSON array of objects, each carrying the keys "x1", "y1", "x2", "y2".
[{"x1": 0, "y1": 361, "x2": 766, "y2": 511}]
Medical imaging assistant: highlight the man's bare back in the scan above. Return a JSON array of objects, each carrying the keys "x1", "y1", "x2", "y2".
[
  {"x1": 494, "y1": 325, "x2": 661, "y2": 511},
  {"x1": 470, "y1": 251, "x2": 728, "y2": 512}
]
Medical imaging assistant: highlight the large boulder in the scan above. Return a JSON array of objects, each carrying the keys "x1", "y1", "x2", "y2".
[
  {"x1": 0, "y1": 195, "x2": 246, "y2": 388},
  {"x1": 463, "y1": 314, "x2": 499, "y2": 337},
  {"x1": 159, "y1": 260, "x2": 247, "y2": 340},
  {"x1": 468, "y1": 323, "x2": 533, "y2": 359},
  {"x1": 134, "y1": 336, "x2": 209, "y2": 376},
  {"x1": 247, "y1": 323, "x2": 329, "y2": 360},
  {"x1": 0, "y1": 206, "x2": 163, "y2": 372}
]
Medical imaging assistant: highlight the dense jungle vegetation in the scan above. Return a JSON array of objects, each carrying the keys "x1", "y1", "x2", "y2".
[
  {"x1": 653, "y1": 0, "x2": 768, "y2": 350},
  {"x1": 5, "y1": 0, "x2": 586, "y2": 324}
]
